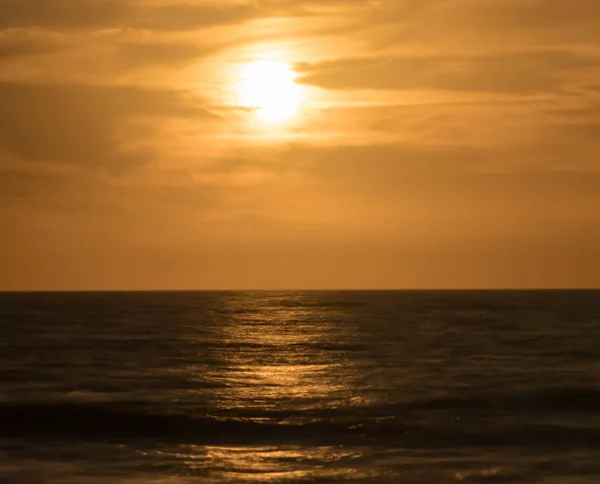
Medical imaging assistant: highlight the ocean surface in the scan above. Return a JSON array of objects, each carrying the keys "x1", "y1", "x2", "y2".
[{"x1": 1, "y1": 290, "x2": 600, "y2": 484}]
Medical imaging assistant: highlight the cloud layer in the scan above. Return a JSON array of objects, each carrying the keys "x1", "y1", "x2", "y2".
[{"x1": 1, "y1": 0, "x2": 599, "y2": 289}]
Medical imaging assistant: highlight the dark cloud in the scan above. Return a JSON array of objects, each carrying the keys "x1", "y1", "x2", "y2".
[
  {"x1": 117, "y1": 41, "x2": 219, "y2": 67},
  {"x1": 548, "y1": 122, "x2": 600, "y2": 142},
  {"x1": 363, "y1": 0, "x2": 600, "y2": 29},
  {"x1": 298, "y1": 51, "x2": 598, "y2": 93},
  {"x1": 0, "y1": 0, "x2": 259, "y2": 30},
  {"x1": 450, "y1": 0, "x2": 600, "y2": 30},
  {"x1": 295, "y1": 1, "x2": 598, "y2": 53},
  {"x1": 279, "y1": 141, "x2": 600, "y2": 202},
  {"x1": 0, "y1": 0, "x2": 377, "y2": 34},
  {"x1": 129, "y1": 3, "x2": 260, "y2": 31},
  {"x1": 0, "y1": 166, "x2": 67, "y2": 202},
  {"x1": 286, "y1": 142, "x2": 484, "y2": 178},
  {"x1": 0, "y1": 0, "x2": 130, "y2": 29},
  {"x1": 0, "y1": 82, "x2": 212, "y2": 169},
  {"x1": 0, "y1": 33, "x2": 63, "y2": 59}
]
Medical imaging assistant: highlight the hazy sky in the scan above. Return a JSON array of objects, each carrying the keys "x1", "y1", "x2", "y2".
[{"x1": 1, "y1": 0, "x2": 599, "y2": 290}]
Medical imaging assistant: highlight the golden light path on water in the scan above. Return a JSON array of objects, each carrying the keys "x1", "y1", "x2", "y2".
[
  {"x1": 152, "y1": 294, "x2": 377, "y2": 482},
  {"x1": 208, "y1": 295, "x2": 361, "y2": 409}
]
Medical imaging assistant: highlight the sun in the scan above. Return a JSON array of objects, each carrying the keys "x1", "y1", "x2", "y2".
[{"x1": 236, "y1": 59, "x2": 305, "y2": 123}]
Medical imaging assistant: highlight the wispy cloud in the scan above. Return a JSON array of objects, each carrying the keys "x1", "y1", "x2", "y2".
[
  {"x1": 0, "y1": 0, "x2": 261, "y2": 30},
  {"x1": 0, "y1": 31, "x2": 64, "y2": 59},
  {"x1": 0, "y1": 82, "x2": 212, "y2": 170},
  {"x1": 298, "y1": 51, "x2": 599, "y2": 93},
  {"x1": 116, "y1": 40, "x2": 220, "y2": 67}
]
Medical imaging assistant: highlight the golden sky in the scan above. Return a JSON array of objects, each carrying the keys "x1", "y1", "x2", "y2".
[{"x1": 1, "y1": 0, "x2": 599, "y2": 290}]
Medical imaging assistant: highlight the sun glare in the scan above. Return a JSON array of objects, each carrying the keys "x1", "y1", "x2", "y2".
[{"x1": 236, "y1": 59, "x2": 304, "y2": 123}]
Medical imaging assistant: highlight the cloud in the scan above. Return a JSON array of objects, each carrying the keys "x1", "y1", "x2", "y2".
[
  {"x1": 2, "y1": 0, "x2": 599, "y2": 290},
  {"x1": 267, "y1": 140, "x2": 600, "y2": 216},
  {"x1": 0, "y1": 0, "x2": 367, "y2": 32},
  {"x1": 298, "y1": 51, "x2": 598, "y2": 93},
  {"x1": 0, "y1": 0, "x2": 260, "y2": 30},
  {"x1": 446, "y1": 0, "x2": 600, "y2": 30},
  {"x1": 0, "y1": 32, "x2": 63, "y2": 59},
  {"x1": 117, "y1": 41, "x2": 219, "y2": 67},
  {"x1": 351, "y1": 0, "x2": 600, "y2": 47},
  {"x1": 0, "y1": 166, "x2": 68, "y2": 202},
  {"x1": 272, "y1": 0, "x2": 600, "y2": 56},
  {"x1": 0, "y1": 81, "x2": 212, "y2": 169},
  {"x1": 129, "y1": 3, "x2": 261, "y2": 31},
  {"x1": 362, "y1": 0, "x2": 600, "y2": 29},
  {"x1": 0, "y1": 0, "x2": 130, "y2": 29},
  {"x1": 285, "y1": 142, "x2": 484, "y2": 177},
  {"x1": 550, "y1": 122, "x2": 600, "y2": 142}
]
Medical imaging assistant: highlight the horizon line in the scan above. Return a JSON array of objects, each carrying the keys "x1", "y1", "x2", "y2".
[{"x1": 1, "y1": 288, "x2": 599, "y2": 294}]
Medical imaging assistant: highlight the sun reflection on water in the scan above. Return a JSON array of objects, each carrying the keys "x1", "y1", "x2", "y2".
[
  {"x1": 170, "y1": 293, "x2": 374, "y2": 481},
  {"x1": 202, "y1": 294, "x2": 361, "y2": 415},
  {"x1": 150, "y1": 444, "x2": 374, "y2": 483}
]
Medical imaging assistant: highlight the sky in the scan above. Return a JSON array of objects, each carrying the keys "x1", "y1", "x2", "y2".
[{"x1": 1, "y1": 0, "x2": 599, "y2": 290}]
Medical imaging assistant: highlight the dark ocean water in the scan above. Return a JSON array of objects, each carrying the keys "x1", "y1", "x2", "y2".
[{"x1": 1, "y1": 290, "x2": 600, "y2": 484}]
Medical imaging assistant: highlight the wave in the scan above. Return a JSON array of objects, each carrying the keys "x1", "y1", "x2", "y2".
[
  {"x1": 0, "y1": 401, "x2": 350, "y2": 442},
  {"x1": 3, "y1": 387, "x2": 600, "y2": 448},
  {"x1": 211, "y1": 384, "x2": 600, "y2": 419},
  {"x1": 403, "y1": 385, "x2": 600, "y2": 413}
]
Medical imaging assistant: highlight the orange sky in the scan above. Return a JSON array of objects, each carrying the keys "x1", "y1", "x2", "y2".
[{"x1": 1, "y1": 0, "x2": 599, "y2": 290}]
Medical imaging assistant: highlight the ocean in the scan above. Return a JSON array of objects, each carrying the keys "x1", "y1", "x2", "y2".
[{"x1": 1, "y1": 290, "x2": 600, "y2": 483}]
